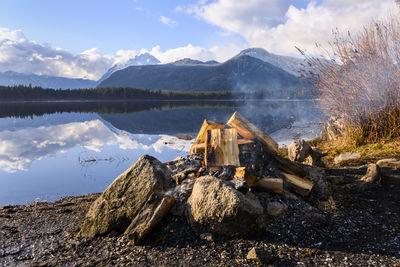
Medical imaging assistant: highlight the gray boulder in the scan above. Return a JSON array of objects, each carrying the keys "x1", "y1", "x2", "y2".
[
  {"x1": 186, "y1": 176, "x2": 265, "y2": 237},
  {"x1": 79, "y1": 155, "x2": 174, "y2": 238},
  {"x1": 288, "y1": 139, "x2": 312, "y2": 162},
  {"x1": 320, "y1": 116, "x2": 346, "y2": 141}
]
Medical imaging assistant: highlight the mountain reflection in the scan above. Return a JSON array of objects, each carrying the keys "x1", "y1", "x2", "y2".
[{"x1": 0, "y1": 119, "x2": 192, "y2": 173}]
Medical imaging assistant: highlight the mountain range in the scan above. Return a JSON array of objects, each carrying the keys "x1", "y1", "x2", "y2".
[
  {"x1": 0, "y1": 48, "x2": 314, "y2": 96},
  {"x1": 0, "y1": 71, "x2": 98, "y2": 90}
]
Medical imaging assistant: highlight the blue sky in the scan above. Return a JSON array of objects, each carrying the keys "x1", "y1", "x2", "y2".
[
  {"x1": 0, "y1": 0, "x2": 242, "y2": 54},
  {"x1": 0, "y1": 0, "x2": 395, "y2": 79}
]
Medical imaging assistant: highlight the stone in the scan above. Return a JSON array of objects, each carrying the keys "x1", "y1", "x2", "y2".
[
  {"x1": 334, "y1": 152, "x2": 361, "y2": 164},
  {"x1": 307, "y1": 167, "x2": 331, "y2": 200},
  {"x1": 288, "y1": 139, "x2": 312, "y2": 162},
  {"x1": 186, "y1": 176, "x2": 265, "y2": 237},
  {"x1": 246, "y1": 247, "x2": 274, "y2": 263},
  {"x1": 228, "y1": 178, "x2": 250, "y2": 194},
  {"x1": 199, "y1": 233, "x2": 214, "y2": 242},
  {"x1": 376, "y1": 158, "x2": 400, "y2": 170},
  {"x1": 125, "y1": 195, "x2": 175, "y2": 245},
  {"x1": 172, "y1": 167, "x2": 199, "y2": 184},
  {"x1": 267, "y1": 201, "x2": 287, "y2": 216},
  {"x1": 304, "y1": 147, "x2": 326, "y2": 167},
  {"x1": 79, "y1": 155, "x2": 174, "y2": 238},
  {"x1": 320, "y1": 116, "x2": 346, "y2": 141},
  {"x1": 361, "y1": 164, "x2": 381, "y2": 183}
]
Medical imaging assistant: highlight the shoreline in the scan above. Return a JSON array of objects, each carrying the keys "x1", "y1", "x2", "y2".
[{"x1": 1, "y1": 164, "x2": 399, "y2": 266}]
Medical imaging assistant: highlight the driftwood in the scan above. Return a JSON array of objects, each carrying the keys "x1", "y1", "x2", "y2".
[
  {"x1": 190, "y1": 120, "x2": 225, "y2": 155},
  {"x1": 274, "y1": 156, "x2": 306, "y2": 177},
  {"x1": 205, "y1": 129, "x2": 240, "y2": 167},
  {"x1": 280, "y1": 172, "x2": 314, "y2": 196},
  {"x1": 253, "y1": 178, "x2": 283, "y2": 194},
  {"x1": 227, "y1": 112, "x2": 278, "y2": 153}
]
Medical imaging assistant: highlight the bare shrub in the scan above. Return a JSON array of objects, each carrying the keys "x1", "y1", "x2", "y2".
[{"x1": 298, "y1": 16, "x2": 400, "y2": 145}]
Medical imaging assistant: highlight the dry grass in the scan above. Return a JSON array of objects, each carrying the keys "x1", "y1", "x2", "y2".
[{"x1": 298, "y1": 15, "x2": 400, "y2": 146}]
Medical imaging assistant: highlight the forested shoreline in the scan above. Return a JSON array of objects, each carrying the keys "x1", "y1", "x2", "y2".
[{"x1": 0, "y1": 85, "x2": 308, "y2": 101}]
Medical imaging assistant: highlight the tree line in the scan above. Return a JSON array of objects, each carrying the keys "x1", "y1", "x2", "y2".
[
  {"x1": 0, "y1": 85, "x2": 307, "y2": 101},
  {"x1": 0, "y1": 85, "x2": 240, "y2": 101}
]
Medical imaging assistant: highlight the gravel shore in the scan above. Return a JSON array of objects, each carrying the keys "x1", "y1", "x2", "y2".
[{"x1": 1, "y1": 166, "x2": 400, "y2": 266}]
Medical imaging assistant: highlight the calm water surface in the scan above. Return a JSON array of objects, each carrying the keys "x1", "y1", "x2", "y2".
[{"x1": 0, "y1": 100, "x2": 322, "y2": 206}]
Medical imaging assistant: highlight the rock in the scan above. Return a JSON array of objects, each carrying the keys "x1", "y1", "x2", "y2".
[
  {"x1": 307, "y1": 167, "x2": 331, "y2": 200},
  {"x1": 246, "y1": 247, "x2": 274, "y2": 263},
  {"x1": 361, "y1": 164, "x2": 381, "y2": 183},
  {"x1": 186, "y1": 176, "x2": 265, "y2": 237},
  {"x1": 376, "y1": 158, "x2": 400, "y2": 170},
  {"x1": 334, "y1": 152, "x2": 361, "y2": 164},
  {"x1": 172, "y1": 167, "x2": 199, "y2": 184},
  {"x1": 314, "y1": 180, "x2": 331, "y2": 200},
  {"x1": 267, "y1": 201, "x2": 287, "y2": 216},
  {"x1": 169, "y1": 178, "x2": 195, "y2": 216},
  {"x1": 288, "y1": 139, "x2": 312, "y2": 162},
  {"x1": 199, "y1": 233, "x2": 214, "y2": 242},
  {"x1": 79, "y1": 155, "x2": 174, "y2": 238},
  {"x1": 178, "y1": 134, "x2": 193, "y2": 140},
  {"x1": 228, "y1": 178, "x2": 250, "y2": 194},
  {"x1": 288, "y1": 140, "x2": 325, "y2": 167},
  {"x1": 304, "y1": 147, "x2": 326, "y2": 167},
  {"x1": 125, "y1": 195, "x2": 175, "y2": 245},
  {"x1": 320, "y1": 116, "x2": 346, "y2": 141}
]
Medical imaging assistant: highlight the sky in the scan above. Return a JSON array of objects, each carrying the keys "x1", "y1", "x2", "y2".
[{"x1": 0, "y1": 0, "x2": 397, "y2": 80}]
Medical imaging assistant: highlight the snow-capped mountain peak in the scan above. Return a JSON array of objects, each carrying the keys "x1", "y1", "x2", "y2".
[
  {"x1": 98, "y1": 53, "x2": 160, "y2": 83},
  {"x1": 238, "y1": 48, "x2": 311, "y2": 77}
]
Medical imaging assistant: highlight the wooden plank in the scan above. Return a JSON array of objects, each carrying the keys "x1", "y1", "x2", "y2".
[
  {"x1": 234, "y1": 167, "x2": 257, "y2": 186},
  {"x1": 280, "y1": 172, "x2": 314, "y2": 196},
  {"x1": 191, "y1": 143, "x2": 206, "y2": 154},
  {"x1": 205, "y1": 128, "x2": 240, "y2": 167},
  {"x1": 253, "y1": 178, "x2": 283, "y2": 194},
  {"x1": 227, "y1": 112, "x2": 278, "y2": 153},
  {"x1": 237, "y1": 139, "x2": 254, "y2": 145},
  {"x1": 190, "y1": 120, "x2": 225, "y2": 155},
  {"x1": 274, "y1": 156, "x2": 306, "y2": 177}
]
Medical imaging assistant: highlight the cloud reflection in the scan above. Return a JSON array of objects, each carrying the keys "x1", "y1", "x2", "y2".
[{"x1": 0, "y1": 120, "x2": 192, "y2": 173}]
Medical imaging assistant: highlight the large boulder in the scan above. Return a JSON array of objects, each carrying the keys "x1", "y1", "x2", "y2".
[
  {"x1": 186, "y1": 176, "x2": 265, "y2": 237},
  {"x1": 79, "y1": 155, "x2": 174, "y2": 238}
]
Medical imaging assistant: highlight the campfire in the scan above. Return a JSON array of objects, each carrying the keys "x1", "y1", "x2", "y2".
[
  {"x1": 188, "y1": 112, "x2": 314, "y2": 196},
  {"x1": 79, "y1": 111, "x2": 318, "y2": 245}
]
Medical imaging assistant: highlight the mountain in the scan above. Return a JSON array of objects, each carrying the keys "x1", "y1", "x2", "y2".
[
  {"x1": 0, "y1": 71, "x2": 97, "y2": 89},
  {"x1": 239, "y1": 48, "x2": 319, "y2": 77},
  {"x1": 97, "y1": 53, "x2": 160, "y2": 83},
  {"x1": 98, "y1": 53, "x2": 311, "y2": 98},
  {"x1": 171, "y1": 58, "x2": 219, "y2": 66}
]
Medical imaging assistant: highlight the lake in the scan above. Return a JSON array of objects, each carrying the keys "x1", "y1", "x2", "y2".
[{"x1": 0, "y1": 100, "x2": 322, "y2": 206}]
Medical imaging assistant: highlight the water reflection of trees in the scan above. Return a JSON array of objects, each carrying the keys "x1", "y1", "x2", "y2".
[{"x1": 0, "y1": 100, "x2": 245, "y2": 118}]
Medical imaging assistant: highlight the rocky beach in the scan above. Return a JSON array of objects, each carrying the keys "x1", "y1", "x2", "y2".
[{"x1": 0, "y1": 162, "x2": 399, "y2": 266}]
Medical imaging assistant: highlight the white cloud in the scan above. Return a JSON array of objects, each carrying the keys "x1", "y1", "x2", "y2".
[
  {"x1": 160, "y1": 16, "x2": 178, "y2": 27},
  {"x1": 181, "y1": 0, "x2": 398, "y2": 55},
  {"x1": 0, "y1": 27, "x2": 242, "y2": 80},
  {"x1": 0, "y1": 28, "x2": 117, "y2": 80}
]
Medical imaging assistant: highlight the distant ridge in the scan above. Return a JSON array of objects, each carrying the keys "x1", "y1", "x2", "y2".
[
  {"x1": 98, "y1": 52, "x2": 311, "y2": 98},
  {"x1": 0, "y1": 71, "x2": 97, "y2": 90}
]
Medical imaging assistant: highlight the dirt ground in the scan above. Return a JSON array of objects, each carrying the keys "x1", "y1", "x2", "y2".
[{"x1": 0, "y1": 165, "x2": 399, "y2": 267}]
